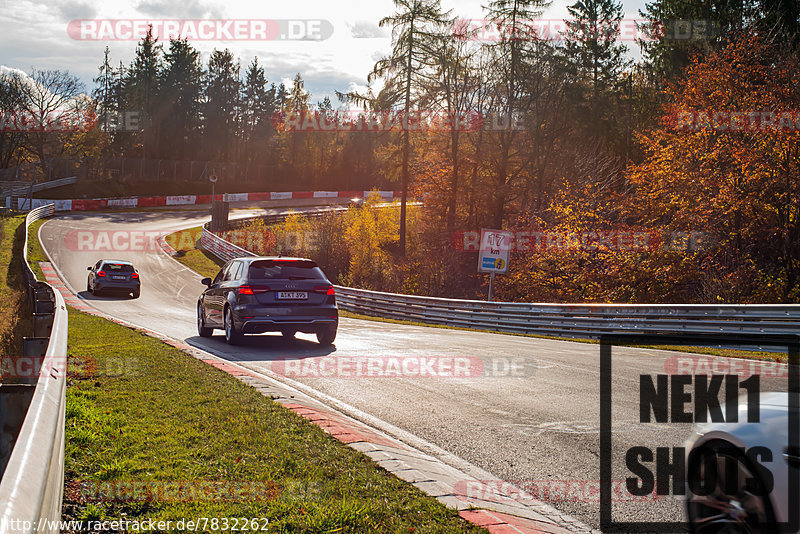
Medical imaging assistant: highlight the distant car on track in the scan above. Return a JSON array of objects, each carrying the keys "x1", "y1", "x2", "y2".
[
  {"x1": 197, "y1": 256, "x2": 338, "y2": 346},
  {"x1": 684, "y1": 392, "x2": 797, "y2": 531},
  {"x1": 87, "y1": 259, "x2": 141, "y2": 298}
]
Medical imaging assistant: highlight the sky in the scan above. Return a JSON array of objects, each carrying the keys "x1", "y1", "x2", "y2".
[{"x1": 0, "y1": 0, "x2": 648, "y2": 104}]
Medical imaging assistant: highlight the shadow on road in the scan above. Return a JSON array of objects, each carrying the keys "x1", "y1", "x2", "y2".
[
  {"x1": 186, "y1": 333, "x2": 337, "y2": 362},
  {"x1": 77, "y1": 290, "x2": 137, "y2": 301}
]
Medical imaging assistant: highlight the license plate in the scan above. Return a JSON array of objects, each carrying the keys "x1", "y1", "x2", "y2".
[
  {"x1": 276, "y1": 291, "x2": 307, "y2": 300},
  {"x1": 112, "y1": 275, "x2": 126, "y2": 280}
]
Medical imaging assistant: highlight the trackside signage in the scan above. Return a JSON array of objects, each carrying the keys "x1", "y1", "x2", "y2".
[{"x1": 478, "y1": 229, "x2": 512, "y2": 274}]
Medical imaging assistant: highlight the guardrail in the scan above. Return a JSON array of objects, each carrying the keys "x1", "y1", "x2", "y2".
[
  {"x1": 199, "y1": 205, "x2": 356, "y2": 262},
  {"x1": 334, "y1": 286, "x2": 800, "y2": 344},
  {"x1": 20, "y1": 205, "x2": 55, "y2": 306},
  {"x1": 4, "y1": 177, "x2": 78, "y2": 211},
  {"x1": 0, "y1": 204, "x2": 68, "y2": 534},
  {"x1": 200, "y1": 224, "x2": 257, "y2": 263},
  {"x1": 199, "y1": 212, "x2": 800, "y2": 349}
]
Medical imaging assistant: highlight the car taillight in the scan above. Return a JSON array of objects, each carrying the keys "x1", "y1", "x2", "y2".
[
  {"x1": 239, "y1": 285, "x2": 270, "y2": 295},
  {"x1": 313, "y1": 285, "x2": 335, "y2": 295},
  {"x1": 97, "y1": 270, "x2": 106, "y2": 277},
  {"x1": 131, "y1": 272, "x2": 139, "y2": 279}
]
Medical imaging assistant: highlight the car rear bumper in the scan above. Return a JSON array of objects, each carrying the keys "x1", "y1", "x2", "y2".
[
  {"x1": 230, "y1": 302, "x2": 337, "y2": 334},
  {"x1": 95, "y1": 281, "x2": 140, "y2": 292},
  {"x1": 239, "y1": 317, "x2": 338, "y2": 334}
]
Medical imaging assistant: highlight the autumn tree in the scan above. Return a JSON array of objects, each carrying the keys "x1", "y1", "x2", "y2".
[{"x1": 626, "y1": 33, "x2": 800, "y2": 302}]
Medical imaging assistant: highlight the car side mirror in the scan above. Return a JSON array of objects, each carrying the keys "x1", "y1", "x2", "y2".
[
  {"x1": 201, "y1": 277, "x2": 212, "y2": 287},
  {"x1": 87, "y1": 266, "x2": 92, "y2": 271}
]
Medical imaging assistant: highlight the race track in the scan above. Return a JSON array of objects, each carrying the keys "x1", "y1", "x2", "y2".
[{"x1": 39, "y1": 207, "x2": 788, "y2": 529}]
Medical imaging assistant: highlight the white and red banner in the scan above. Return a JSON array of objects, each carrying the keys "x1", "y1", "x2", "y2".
[{"x1": 23, "y1": 190, "x2": 400, "y2": 212}]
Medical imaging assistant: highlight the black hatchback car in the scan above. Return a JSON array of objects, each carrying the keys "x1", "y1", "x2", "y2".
[
  {"x1": 87, "y1": 259, "x2": 141, "y2": 298},
  {"x1": 197, "y1": 257, "x2": 338, "y2": 345}
]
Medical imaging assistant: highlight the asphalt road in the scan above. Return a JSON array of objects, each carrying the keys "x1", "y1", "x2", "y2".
[{"x1": 39, "y1": 208, "x2": 789, "y2": 530}]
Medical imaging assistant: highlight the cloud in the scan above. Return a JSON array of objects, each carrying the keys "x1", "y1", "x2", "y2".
[
  {"x1": 0, "y1": 65, "x2": 30, "y2": 80},
  {"x1": 348, "y1": 20, "x2": 388, "y2": 39},
  {"x1": 134, "y1": 0, "x2": 224, "y2": 19},
  {"x1": 57, "y1": 1, "x2": 97, "y2": 20}
]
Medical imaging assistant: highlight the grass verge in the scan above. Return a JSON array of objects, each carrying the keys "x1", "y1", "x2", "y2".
[
  {"x1": 64, "y1": 309, "x2": 483, "y2": 532},
  {"x1": 164, "y1": 226, "x2": 224, "y2": 278},
  {"x1": 27, "y1": 218, "x2": 48, "y2": 280},
  {"x1": 164, "y1": 227, "x2": 786, "y2": 364},
  {"x1": 0, "y1": 215, "x2": 32, "y2": 359}
]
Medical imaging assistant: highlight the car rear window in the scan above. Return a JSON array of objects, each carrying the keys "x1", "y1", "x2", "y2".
[
  {"x1": 248, "y1": 260, "x2": 325, "y2": 280},
  {"x1": 102, "y1": 263, "x2": 134, "y2": 272}
]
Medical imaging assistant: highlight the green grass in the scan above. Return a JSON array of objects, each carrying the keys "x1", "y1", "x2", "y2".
[
  {"x1": 27, "y1": 218, "x2": 48, "y2": 280},
  {"x1": 63, "y1": 309, "x2": 484, "y2": 532},
  {"x1": 164, "y1": 227, "x2": 783, "y2": 364},
  {"x1": 164, "y1": 226, "x2": 224, "y2": 278},
  {"x1": 0, "y1": 215, "x2": 31, "y2": 359}
]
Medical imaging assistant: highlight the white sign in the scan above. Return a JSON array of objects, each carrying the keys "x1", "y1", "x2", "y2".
[{"x1": 478, "y1": 228, "x2": 512, "y2": 274}]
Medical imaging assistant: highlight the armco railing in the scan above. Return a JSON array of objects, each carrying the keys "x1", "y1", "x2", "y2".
[
  {"x1": 3, "y1": 177, "x2": 78, "y2": 211},
  {"x1": 200, "y1": 224, "x2": 257, "y2": 262},
  {"x1": 0, "y1": 204, "x2": 68, "y2": 534},
  {"x1": 199, "y1": 215, "x2": 800, "y2": 347},
  {"x1": 199, "y1": 206, "x2": 348, "y2": 262},
  {"x1": 334, "y1": 286, "x2": 800, "y2": 341}
]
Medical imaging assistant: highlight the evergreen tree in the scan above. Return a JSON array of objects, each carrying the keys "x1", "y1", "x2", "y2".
[
  {"x1": 639, "y1": 0, "x2": 756, "y2": 83},
  {"x1": 92, "y1": 47, "x2": 115, "y2": 134},
  {"x1": 0, "y1": 72, "x2": 24, "y2": 168},
  {"x1": 204, "y1": 49, "x2": 241, "y2": 161},
  {"x1": 125, "y1": 27, "x2": 163, "y2": 158},
  {"x1": 242, "y1": 58, "x2": 277, "y2": 163},
  {"x1": 564, "y1": 0, "x2": 628, "y2": 103},
  {"x1": 160, "y1": 38, "x2": 204, "y2": 160}
]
